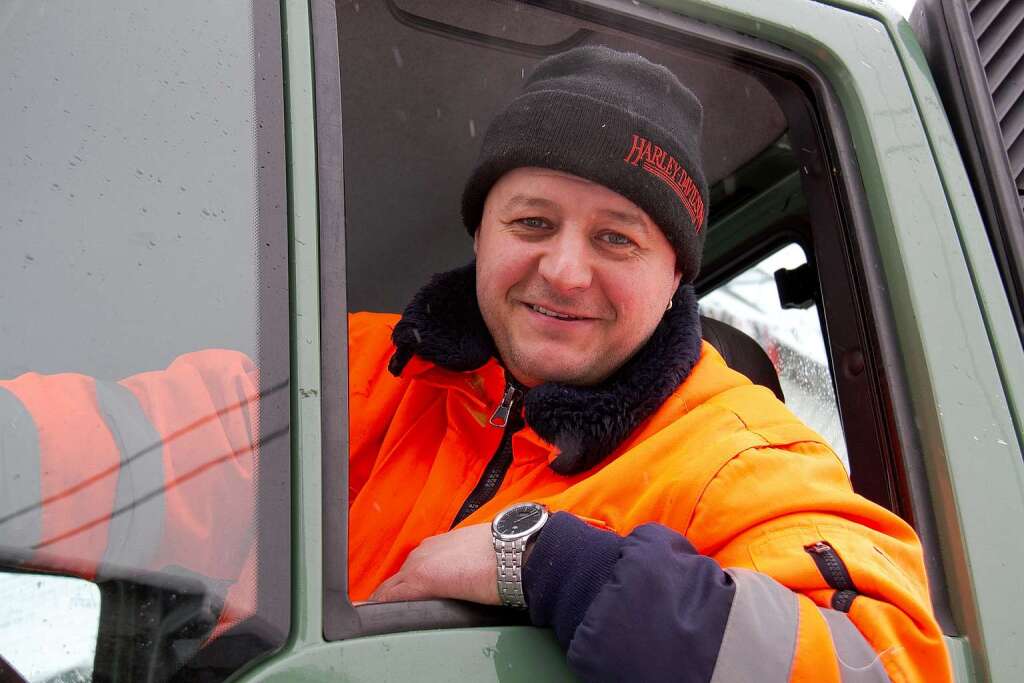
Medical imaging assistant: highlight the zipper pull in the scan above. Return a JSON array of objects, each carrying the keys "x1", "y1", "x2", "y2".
[
  {"x1": 805, "y1": 540, "x2": 857, "y2": 597},
  {"x1": 489, "y1": 384, "x2": 522, "y2": 427}
]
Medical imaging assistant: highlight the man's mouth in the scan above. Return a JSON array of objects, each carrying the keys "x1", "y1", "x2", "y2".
[{"x1": 526, "y1": 303, "x2": 587, "y2": 321}]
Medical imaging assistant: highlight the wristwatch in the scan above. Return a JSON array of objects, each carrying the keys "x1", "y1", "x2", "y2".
[{"x1": 492, "y1": 502, "x2": 549, "y2": 609}]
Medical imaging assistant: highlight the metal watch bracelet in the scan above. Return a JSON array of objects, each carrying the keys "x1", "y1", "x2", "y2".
[{"x1": 494, "y1": 536, "x2": 529, "y2": 609}]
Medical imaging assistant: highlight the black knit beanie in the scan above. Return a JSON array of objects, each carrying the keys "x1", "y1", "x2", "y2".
[{"x1": 461, "y1": 45, "x2": 708, "y2": 283}]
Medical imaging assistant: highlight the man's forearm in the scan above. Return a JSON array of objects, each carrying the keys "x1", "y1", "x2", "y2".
[{"x1": 523, "y1": 513, "x2": 734, "y2": 682}]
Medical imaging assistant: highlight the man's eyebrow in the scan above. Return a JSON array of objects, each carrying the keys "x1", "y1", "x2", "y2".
[
  {"x1": 500, "y1": 195, "x2": 650, "y2": 233},
  {"x1": 596, "y1": 209, "x2": 650, "y2": 233},
  {"x1": 500, "y1": 194, "x2": 561, "y2": 212}
]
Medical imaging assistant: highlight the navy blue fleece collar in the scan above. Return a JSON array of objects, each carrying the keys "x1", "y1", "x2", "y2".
[{"x1": 388, "y1": 263, "x2": 702, "y2": 474}]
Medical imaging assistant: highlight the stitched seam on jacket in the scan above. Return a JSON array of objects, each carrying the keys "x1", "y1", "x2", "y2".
[
  {"x1": 682, "y1": 410, "x2": 763, "y2": 536},
  {"x1": 690, "y1": 432, "x2": 846, "y2": 535},
  {"x1": 684, "y1": 403, "x2": 817, "y2": 541}
]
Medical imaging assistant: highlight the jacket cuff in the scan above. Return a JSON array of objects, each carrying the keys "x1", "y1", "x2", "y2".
[{"x1": 522, "y1": 511, "x2": 623, "y2": 647}]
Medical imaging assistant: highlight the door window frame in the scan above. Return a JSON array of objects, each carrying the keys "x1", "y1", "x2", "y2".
[{"x1": 315, "y1": 0, "x2": 954, "y2": 640}]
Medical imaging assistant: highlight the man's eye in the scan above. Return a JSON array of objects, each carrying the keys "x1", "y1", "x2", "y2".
[
  {"x1": 516, "y1": 217, "x2": 549, "y2": 229},
  {"x1": 599, "y1": 232, "x2": 634, "y2": 247}
]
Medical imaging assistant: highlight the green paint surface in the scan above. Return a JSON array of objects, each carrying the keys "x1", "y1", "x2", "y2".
[{"x1": 248, "y1": 627, "x2": 574, "y2": 682}]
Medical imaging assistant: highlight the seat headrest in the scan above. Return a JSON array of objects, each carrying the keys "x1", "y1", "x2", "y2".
[{"x1": 700, "y1": 316, "x2": 784, "y2": 402}]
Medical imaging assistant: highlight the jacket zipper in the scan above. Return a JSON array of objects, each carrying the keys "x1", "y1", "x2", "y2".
[
  {"x1": 488, "y1": 382, "x2": 521, "y2": 428},
  {"x1": 450, "y1": 381, "x2": 524, "y2": 528},
  {"x1": 805, "y1": 541, "x2": 859, "y2": 612}
]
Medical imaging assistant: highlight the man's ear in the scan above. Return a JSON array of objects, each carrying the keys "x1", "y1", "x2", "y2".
[
  {"x1": 672, "y1": 269, "x2": 683, "y2": 292},
  {"x1": 473, "y1": 227, "x2": 480, "y2": 255}
]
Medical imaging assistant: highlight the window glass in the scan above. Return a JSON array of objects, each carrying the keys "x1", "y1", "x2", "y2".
[
  {"x1": 0, "y1": 1, "x2": 289, "y2": 680},
  {"x1": 699, "y1": 244, "x2": 850, "y2": 467}
]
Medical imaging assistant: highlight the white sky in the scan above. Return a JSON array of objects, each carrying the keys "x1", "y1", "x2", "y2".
[{"x1": 889, "y1": 0, "x2": 917, "y2": 17}]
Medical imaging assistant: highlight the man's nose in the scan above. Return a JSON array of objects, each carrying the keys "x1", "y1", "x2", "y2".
[{"x1": 537, "y1": 230, "x2": 592, "y2": 293}]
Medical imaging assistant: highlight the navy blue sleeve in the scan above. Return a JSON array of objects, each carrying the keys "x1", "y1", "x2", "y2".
[{"x1": 523, "y1": 513, "x2": 735, "y2": 683}]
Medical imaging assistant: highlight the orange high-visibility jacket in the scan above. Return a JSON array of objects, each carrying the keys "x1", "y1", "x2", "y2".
[
  {"x1": 348, "y1": 310, "x2": 951, "y2": 682},
  {"x1": 0, "y1": 311, "x2": 951, "y2": 681}
]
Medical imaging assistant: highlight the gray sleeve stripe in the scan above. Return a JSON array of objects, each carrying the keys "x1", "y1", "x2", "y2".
[
  {"x1": 711, "y1": 568, "x2": 800, "y2": 683},
  {"x1": 94, "y1": 380, "x2": 166, "y2": 573},
  {"x1": 818, "y1": 607, "x2": 893, "y2": 682},
  {"x1": 0, "y1": 387, "x2": 43, "y2": 551}
]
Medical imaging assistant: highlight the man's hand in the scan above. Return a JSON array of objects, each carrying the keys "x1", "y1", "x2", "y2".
[{"x1": 369, "y1": 523, "x2": 499, "y2": 605}]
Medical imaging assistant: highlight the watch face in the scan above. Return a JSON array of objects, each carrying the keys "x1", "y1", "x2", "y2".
[{"x1": 495, "y1": 503, "x2": 545, "y2": 538}]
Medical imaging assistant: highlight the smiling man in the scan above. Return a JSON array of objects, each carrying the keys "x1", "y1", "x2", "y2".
[{"x1": 348, "y1": 46, "x2": 951, "y2": 683}]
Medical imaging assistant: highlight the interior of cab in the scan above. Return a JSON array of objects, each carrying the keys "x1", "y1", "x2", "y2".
[{"x1": 329, "y1": 0, "x2": 953, "y2": 640}]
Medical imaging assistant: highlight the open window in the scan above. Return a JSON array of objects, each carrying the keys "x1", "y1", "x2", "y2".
[
  {"x1": 319, "y1": 0, "x2": 953, "y2": 640},
  {"x1": 699, "y1": 243, "x2": 849, "y2": 468}
]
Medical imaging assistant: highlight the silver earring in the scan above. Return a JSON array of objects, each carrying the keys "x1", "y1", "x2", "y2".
[{"x1": 666, "y1": 299, "x2": 673, "y2": 311}]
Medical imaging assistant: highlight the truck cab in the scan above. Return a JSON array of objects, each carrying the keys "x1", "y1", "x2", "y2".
[{"x1": 0, "y1": 0, "x2": 1021, "y2": 680}]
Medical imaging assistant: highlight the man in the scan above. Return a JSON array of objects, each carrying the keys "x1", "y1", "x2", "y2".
[
  {"x1": 345, "y1": 46, "x2": 951, "y2": 682},
  {"x1": 0, "y1": 47, "x2": 950, "y2": 681}
]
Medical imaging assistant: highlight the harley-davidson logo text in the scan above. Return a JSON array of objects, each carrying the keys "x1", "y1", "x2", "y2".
[{"x1": 623, "y1": 134, "x2": 705, "y2": 231}]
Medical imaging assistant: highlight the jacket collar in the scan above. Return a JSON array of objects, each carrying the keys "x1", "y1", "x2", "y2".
[{"x1": 388, "y1": 263, "x2": 702, "y2": 474}]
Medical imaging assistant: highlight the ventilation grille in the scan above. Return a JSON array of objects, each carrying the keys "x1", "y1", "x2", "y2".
[{"x1": 968, "y1": 0, "x2": 1024, "y2": 206}]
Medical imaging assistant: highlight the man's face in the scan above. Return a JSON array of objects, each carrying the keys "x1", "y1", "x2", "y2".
[{"x1": 475, "y1": 167, "x2": 682, "y2": 387}]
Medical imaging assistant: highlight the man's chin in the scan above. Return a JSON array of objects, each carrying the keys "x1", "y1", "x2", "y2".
[{"x1": 507, "y1": 354, "x2": 607, "y2": 387}]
